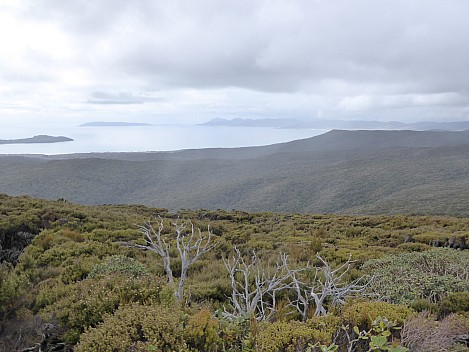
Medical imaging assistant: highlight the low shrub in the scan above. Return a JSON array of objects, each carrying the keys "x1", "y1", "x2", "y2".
[
  {"x1": 87, "y1": 255, "x2": 148, "y2": 279},
  {"x1": 410, "y1": 298, "x2": 438, "y2": 314},
  {"x1": 38, "y1": 274, "x2": 167, "y2": 344},
  {"x1": 256, "y1": 316, "x2": 340, "y2": 352},
  {"x1": 0, "y1": 264, "x2": 30, "y2": 324},
  {"x1": 440, "y1": 291, "x2": 469, "y2": 316},
  {"x1": 75, "y1": 302, "x2": 187, "y2": 352},
  {"x1": 184, "y1": 307, "x2": 222, "y2": 352},
  {"x1": 343, "y1": 301, "x2": 414, "y2": 330},
  {"x1": 363, "y1": 249, "x2": 469, "y2": 304},
  {"x1": 396, "y1": 242, "x2": 431, "y2": 252}
]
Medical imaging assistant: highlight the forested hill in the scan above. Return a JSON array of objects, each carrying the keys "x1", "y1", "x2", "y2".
[
  {"x1": 27, "y1": 129, "x2": 469, "y2": 161},
  {"x1": 0, "y1": 129, "x2": 468, "y2": 215}
]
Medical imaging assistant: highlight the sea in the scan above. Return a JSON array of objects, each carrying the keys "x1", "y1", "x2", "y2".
[{"x1": 0, "y1": 124, "x2": 328, "y2": 155}]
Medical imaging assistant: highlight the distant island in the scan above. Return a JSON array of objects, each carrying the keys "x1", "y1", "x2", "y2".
[
  {"x1": 200, "y1": 117, "x2": 469, "y2": 131},
  {"x1": 0, "y1": 135, "x2": 73, "y2": 145},
  {"x1": 199, "y1": 117, "x2": 307, "y2": 128},
  {"x1": 80, "y1": 122, "x2": 152, "y2": 127},
  {"x1": 199, "y1": 117, "x2": 306, "y2": 128}
]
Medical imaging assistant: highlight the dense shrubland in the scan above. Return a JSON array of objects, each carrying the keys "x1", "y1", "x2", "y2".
[{"x1": 0, "y1": 194, "x2": 468, "y2": 351}]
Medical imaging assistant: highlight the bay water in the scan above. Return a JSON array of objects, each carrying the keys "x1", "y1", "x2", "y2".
[{"x1": 0, "y1": 124, "x2": 328, "y2": 155}]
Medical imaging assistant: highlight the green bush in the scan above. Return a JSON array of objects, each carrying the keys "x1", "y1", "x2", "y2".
[
  {"x1": 440, "y1": 291, "x2": 469, "y2": 316},
  {"x1": 410, "y1": 298, "x2": 438, "y2": 314},
  {"x1": 184, "y1": 307, "x2": 222, "y2": 352},
  {"x1": 87, "y1": 255, "x2": 148, "y2": 279},
  {"x1": 0, "y1": 264, "x2": 30, "y2": 324},
  {"x1": 256, "y1": 316, "x2": 340, "y2": 352},
  {"x1": 75, "y1": 302, "x2": 188, "y2": 352},
  {"x1": 38, "y1": 274, "x2": 167, "y2": 344},
  {"x1": 35, "y1": 240, "x2": 117, "y2": 267},
  {"x1": 342, "y1": 301, "x2": 414, "y2": 329},
  {"x1": 396, "y1": 242, "x2": 431, "y2": 252},
  {"x1": 60, "y1": 257, "x2": 97, "y2": 284},
  {"x1": 256, "y1": 321, "x2": 316, "y2": 352},
  {"x1": 305, "y1": 315, "x2": 342, "y2": 340},
  {"x1": 216, "y1": 312, "x2": 254, "y2": 351}
]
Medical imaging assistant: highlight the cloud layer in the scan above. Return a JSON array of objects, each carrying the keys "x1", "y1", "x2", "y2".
[{"x1": 1, "y1": 0, "x2": 469, "y2": 125}]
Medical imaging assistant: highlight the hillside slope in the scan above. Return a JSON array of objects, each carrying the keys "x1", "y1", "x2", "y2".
[
  {"x1": 0, "y1": 130, "x2": 468, "y2": 215},
  {"x1": 21, "y1": 129, "x2": 469, "y2": 161}
]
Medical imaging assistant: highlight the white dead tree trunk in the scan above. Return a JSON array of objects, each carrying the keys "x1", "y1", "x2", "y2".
[
  {"x1": 135, "y1": 219, "x2": 174, "y2": 284},
  {"x1": 133, "y1": 218, "x2": 215, "y2": 301},
  {"x1": 288, "y1": 254, "x2": 371, "y2": 319},
  {"x1": 223, "y1": 248, "x2": 290, "y2": 321},
  {"x1": 174, "y1": 221, "x2": 215, "y2": 301}
]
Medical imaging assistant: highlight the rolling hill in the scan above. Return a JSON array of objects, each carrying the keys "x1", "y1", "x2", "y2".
[{"x1": 0, "y1": 129, "x2": 468, "y2": 215}]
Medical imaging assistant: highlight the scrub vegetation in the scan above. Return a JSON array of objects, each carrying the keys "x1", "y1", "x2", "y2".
[{"x1": 1, "y1": 194, "x2": 468, "y2": 351}]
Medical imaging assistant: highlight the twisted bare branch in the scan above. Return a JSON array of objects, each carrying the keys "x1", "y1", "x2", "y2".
[
  {"x1": 223, "y1": 248, "x2": 290, "y2": 321},
  {"x1": 126, "y1": 218, "x2": 216, "y2": 301},
  {"x1": 287, "y1": 254, "x2": 372, "y2": 318}
]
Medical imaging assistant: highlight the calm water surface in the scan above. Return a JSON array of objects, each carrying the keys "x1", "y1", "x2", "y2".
[{"x1": 0, "y1": 124, "x2": 328, "y2": 155}]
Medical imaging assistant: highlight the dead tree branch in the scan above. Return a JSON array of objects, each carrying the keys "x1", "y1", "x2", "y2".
[
  {"x1": 288, "y1": 254, "x2": 371, "y2": 318},
  {"x1": 223, "y1": 248, "x2": 290, "y2": 321},
  {"x1": 129, "y1": 218, "x2": 215, "y2": 301}
]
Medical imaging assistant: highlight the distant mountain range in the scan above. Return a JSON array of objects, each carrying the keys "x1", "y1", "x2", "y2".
[
  {"x1": 0, "y1": 135, "x2": 73, "y2": 145},
  {"x1": 0, "y1": 129, "x2": 468, "y2": 216},
  {"x1": 200, "y1": 117, "x2": 469, "y2": 131}
]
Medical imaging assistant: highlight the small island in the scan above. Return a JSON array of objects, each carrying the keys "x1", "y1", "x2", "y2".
[
  {"x1": 80, "y1": 121, "x2": 152, "y2": 127},
  {"x1": 0, "y1": 135, "x2": 74, "y2": 145}
]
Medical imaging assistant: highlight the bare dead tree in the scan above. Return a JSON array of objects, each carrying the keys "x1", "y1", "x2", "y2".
[
  {"x1": 135, "y1": 219, "x2": 174, "y2": 283},
  {"x1": 287, "y1": 254, "x2": 371, "y2": 318},
  {"x1": 223, "y1": 248, "x2": 290, "y2": 321},
  {"x1": 173, "y1": 220, "x2": 215, "y2": 301},
  {"x1": 283, "y1": 257, "x2": 310, "y2": 321},
  {"x1": 131, "y1": 218, "x2": 215, "y2": 301}
]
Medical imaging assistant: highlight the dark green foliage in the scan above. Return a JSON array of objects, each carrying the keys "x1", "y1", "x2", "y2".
[
  {"x1": 410, "y1": 299, "x2": 438, "y2": 314},
  {"x1": 0, "y1": 195, "x2": 44, "y2": 264},
  {"x1": 440, "y1": 292, "x2": 469, "y2": 316},
  {"x1": 0, "y1": 263, "x2": 30, "y2": 326}
]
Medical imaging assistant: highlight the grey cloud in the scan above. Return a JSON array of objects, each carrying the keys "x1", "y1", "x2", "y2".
[
  {"x1": 100, "y1": 0, "x2": 469, "y2": 98},
  {"x1": 86, "y1": 91, "x2": 163, "y2": 105},
  {"x1": 26, "y1": 0, "x2": 135, "y2": 35},
  {"x1": 3, "y1": 0, "x2": 469, "y2": 123},
  {"x1": 19, "y1": 0, "x2": 469, "y2": 95}
]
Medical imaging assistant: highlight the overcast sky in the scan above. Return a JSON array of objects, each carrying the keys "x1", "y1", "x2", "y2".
[{"x1": 1, "y1": 0, "x2": 469, "y2": 126}]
